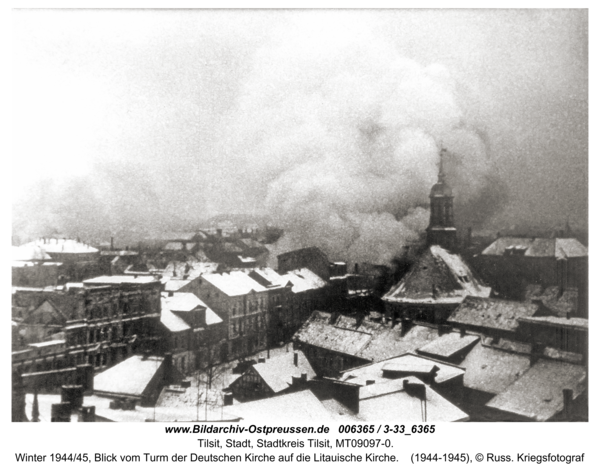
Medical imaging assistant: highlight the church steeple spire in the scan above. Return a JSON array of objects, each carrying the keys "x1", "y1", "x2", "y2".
[
  {"x1": 438, "y1": 147, "x2": 447, "y2": 183},
  {"x1": 426, "y1": 147, "x2": 457, "y2": 252}
]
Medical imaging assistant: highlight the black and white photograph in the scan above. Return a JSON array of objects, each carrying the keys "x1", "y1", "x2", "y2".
[{"x1": 9, "y1": 4, "x2": 593, "y2": 462}]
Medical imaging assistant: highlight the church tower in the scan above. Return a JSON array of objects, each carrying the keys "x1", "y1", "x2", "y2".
[{"x1": 426, "y1": 149, "x2": 457, "y2": 252}]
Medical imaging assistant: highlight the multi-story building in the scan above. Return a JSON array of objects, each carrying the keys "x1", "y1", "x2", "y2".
[
  {"x1": 195, "y1": 271, "x2": 270, "y2": 360},
  {"x1": 158, "y1": 292, "x2": 224, "y2": 374},
  {"x1": 474, "y1": 236, "x2": 588, "y2": 316},
  {"x1": 12, "y1": 276, "x2": 162, "y2": 375},
  {"x1": 246, "y1": 267, "x2": 329, "y2": 343}
]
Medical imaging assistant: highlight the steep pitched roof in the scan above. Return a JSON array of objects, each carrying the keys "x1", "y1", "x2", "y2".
[
  {"x1": 447, "y1": 297, "x2": 539, "y2": 332},
  {"x1": 160, "y1": 306, "x2": 191, "y2": 332},
  {"x1": 295, "y1": 322, "x2": 372, "y2": 358},
  {"x1": 161, "y1": 293, "x2": 222, "y2": 326},
  {"x1": 294, "y1": 312, "x2": 442, "y2": 363},
  {"x1": 357, "y1": 324, "x2": 441, "y2": 361},
  {"x1": 482, "y1": 237, "x2": 587, "y2": 258},
  {"x1": 383, "y1": 245, "x2": 490, "y2": 305},
  {"x1": 486, "y1": 359, "x2": 587, "y2": 421}
]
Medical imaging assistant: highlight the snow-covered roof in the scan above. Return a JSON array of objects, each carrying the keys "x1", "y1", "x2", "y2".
[{"x1": 383, "y1": 245, "x2": 491, "y2": 305}]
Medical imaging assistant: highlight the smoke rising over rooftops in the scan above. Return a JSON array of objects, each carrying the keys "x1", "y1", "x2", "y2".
[{"x1": 12, "y1": 10, "x2": 587, "y2": 264}]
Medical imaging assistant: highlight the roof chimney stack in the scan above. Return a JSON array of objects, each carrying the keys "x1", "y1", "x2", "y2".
[
  {"x1": 223, "y1": 392, "x2": 234, "y2": 406},
  {"x1": 293, "y1": 352, "x2": 298, "y2": 367}
]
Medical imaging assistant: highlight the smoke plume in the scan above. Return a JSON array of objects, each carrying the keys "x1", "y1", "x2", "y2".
[
  {"x1": 13, "y1": 11, "x2": 585, "y2": 265},
  {"x1": 222, "y1": 20, "x2": 499, "y2": 264}
]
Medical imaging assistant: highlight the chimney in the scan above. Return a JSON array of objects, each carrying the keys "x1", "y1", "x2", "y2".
[
  {"x1": 223, "y1": 393, "x2": 234, "y2": 406},
  {"x1": 563, "y1": 389, "x2": 573, "y2": 420},
  {"x1": 354, "y1": 263, "x2": 359, "y2": 274},
  {"x1": 168, "y1": 291, "x2": 174, "y2": 297},
  {"x1": 78, "y1": 406, "x2": 96, "y2": 422},
  {"x1": 530, "y1": 343, "x2": 544, "y2": 365},
  {"x1": 365, "y1": 379, "x2": 375, "y2": 386},
  {"x1": 110, "y1": 237, "x2": 114, "y2": 251},
  {"x1": 300, "y1": 372, "x2": 307, "y2": 383},
  {"x1": 403, "y1": 380, "x2": 427, "y2": 400},
  {"x1": 31, "y1": 390, "x2": 40, "y2": 422},
  {"x1": 293, "y1": 352, "x2": 298, "y2": 367},
  {"x1": 76, "y1": 364, "x2": 94, "y2": 393},
  {"x1": 61, "y1": 385, "x2": 84, "y2": 408},
  {"x1": 51, "y1": 402, "x2": 72, "y2": 422},
  {"x1": 566, "y1": 310, "x2": 572, "y2": 320},
  {"x1": 460, "y1": 327, "x2": 466, "y2": 338},
  {"x1": 258, "y1": 357, "x2": 266, "y2": 363},
  {"x1": 333, "y1": 382, "x2": 360, "y2": 414},
  {"x1": 163, "y1": 353, "x2": 173, "y2": 384},
  {"x1": 400, "y1": 317, "x2": 412, "y2": 336},
  {"x1": 291, "y1": 375, "x2": 301, "y2": 387},
  {"x1": 427, "y1": 366, "x2": 440, "y2": 385}
]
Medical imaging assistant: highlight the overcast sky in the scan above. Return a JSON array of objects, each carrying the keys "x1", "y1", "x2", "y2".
[{"x1": 12, "y1": 9, "x2": 588, "y2": 258}]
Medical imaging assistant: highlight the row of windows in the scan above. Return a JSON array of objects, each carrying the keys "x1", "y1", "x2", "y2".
[
  {"x1": 86, "y1": 296, "x2": 159, "y2": 319},
  {"x1": 231, "y1": 298, "x2": 267, "y2": 316},
  {"x1": 229, "y1": 314, "x2": 266, "y2": 337}
]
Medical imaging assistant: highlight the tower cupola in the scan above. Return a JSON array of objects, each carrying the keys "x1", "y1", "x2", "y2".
[{"x1": 426, "y1": 148, "x2": 457, "y2": 251}]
